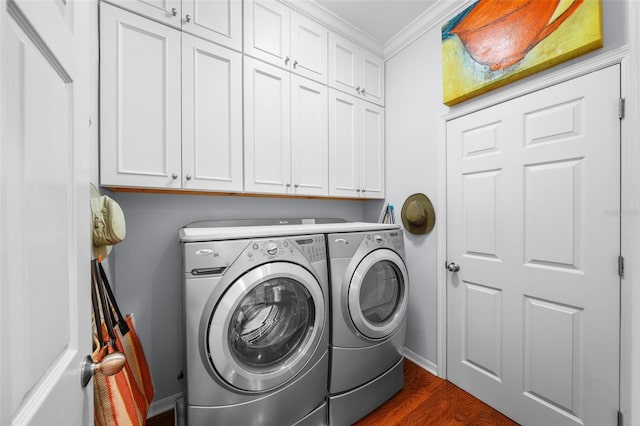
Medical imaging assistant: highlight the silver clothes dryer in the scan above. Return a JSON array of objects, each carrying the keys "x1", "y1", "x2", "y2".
[
  {"x1": 326, "y1": 226, "x2": 409, "y2": 425},
  {"x1": 180, "y1": 223, "x2": 330, "y2": 426}
]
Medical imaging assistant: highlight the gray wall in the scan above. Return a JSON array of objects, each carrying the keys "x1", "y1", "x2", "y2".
[{"x1": 384, "y1": 30, "x2": 445, "y2": 367}]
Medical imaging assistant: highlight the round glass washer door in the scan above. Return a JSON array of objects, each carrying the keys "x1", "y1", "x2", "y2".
[
  {"x1": 207, "y1": 262, "x2": 325, "y2": 392},
  {"x1": 348, "y1": 249, "x2": 409, "y2": 340}
]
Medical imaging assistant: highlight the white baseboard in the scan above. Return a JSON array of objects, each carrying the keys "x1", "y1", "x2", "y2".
[
  {"x1": 148, "y1": 392, "x2": 184, "y2": 419},
  {"x1": 403, "y1": 348, "x2": 439, "y2": 377}
]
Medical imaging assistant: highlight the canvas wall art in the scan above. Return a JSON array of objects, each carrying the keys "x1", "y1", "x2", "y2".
[{"x1": 442, "y1": 0, "x2": 603, "y2": 106}]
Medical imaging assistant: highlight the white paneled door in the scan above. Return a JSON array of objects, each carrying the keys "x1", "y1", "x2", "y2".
[
  {"x1": 447, "y1": 65, "x2": 620, "y2": 425},
  {"x1": 1, "y1": 0, "x2": 91, "y2": 424}
]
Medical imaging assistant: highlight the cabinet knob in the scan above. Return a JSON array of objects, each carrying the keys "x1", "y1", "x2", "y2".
[
  {"x1": 294, "y1": 184, "x2": 299, "y2": 188},
  {"x1": 171, "y1": 7, "x2": 177, "y2": 16},
  {"x1": 172, "y1": 173, "x2": 178, "y2": 180},
  {"x1": 186, "y1": 174, "x2": 192, "y2": 181},
  {"x1": 285, "y1": 56, "x2": 290, "y2": 65},
  {"x1": 185, "y1": 14, "x2": 191, "y2": 23},
  {"x1": 293, "y1": 60, "x2": 298, "y2": 68},
  {"x1": 362, "y1": 189, "x2": 366, "y2": 193},
  {"x1": 286, "y1": 183, "x2": 291, "y2": 187},
  {"x1": 360, "y1": 87, "x2": 366, "y2": 95},
  {"x1": 355, "y1": 86, "x2": 361, "y2": 94},
  {"x1": 356, "y1": 188, "x2": 361, "y2": 192}
]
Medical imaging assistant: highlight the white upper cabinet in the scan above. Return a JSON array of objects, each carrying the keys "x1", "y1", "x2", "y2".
[
  {"x1": 244, "y1": 57, "x2": 292, "y2": 194},
  {"x1": 329, "y1": 89, "x2": 384, "y2": 199},
  {"x1": 244, "y1": 58, "x2": 329, "y2": 196},
  {"x1": 329, "y1": 32, "x2": 385, "y2": 106},
  {"x1": 290, "y1": 75, "x2": 329, "y2": 196},
  {"x1": 244, "y1": 0, "x2": 328, "y2": 83},
  {"x1": 182, "y1": 0, "x2": 242, "y2": 51},
  {"x1": 103, "y1": 0, "x2": 242, "y2": 50},
  {"x1": 101, "y1": 3, "x2": 243, "y2": 192},
  {"x1": 100, "y1": 3, "x2": 182, "y2": 189},
  {"x1": 181, "y1": 33, "x2": 243, "y2": 191}
]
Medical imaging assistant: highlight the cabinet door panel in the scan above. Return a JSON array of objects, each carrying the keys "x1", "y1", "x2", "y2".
[
  {"x1": 100, "y1": 3, "x2": 181, "y2": 188},
  {"x1": 329, "y1": 89, "x2": 359, "y2": 197},
  {"x1": 244, "y1": 0, "x2": 290, "y2": 68},
  {"x1": 291, "y1": 12, "x2": 327, "y2": 83},
  {"x1": 102, "y1": 0, "x2": 182, "y2": 28},
  {"x1": 182, "y1": 34, "x2": 243, "y2": 191},
  {"x1": 291, "y1": 76, "x2": 328, "y2": 196},
  {"x1": 182, "y1": 0, "x2": 242, "y2": 51},
  {"x1": 244, "y1": 58, "x2": 291, "y2": 194},
  {"x1": 361, "y1": 102, "x2": 385, "y2": 198},
  {"x1": 328, "y1": 32, "x2": 358, "y2": 95},
  {"x1": 361, "y1": 50, "x2": 385, "y2": 106}
]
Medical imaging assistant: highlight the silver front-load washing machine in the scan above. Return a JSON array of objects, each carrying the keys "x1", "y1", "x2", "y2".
[
  {"x1": 326, "y1": 226, "x2": 409, "y2": 425},
  {"x1": 180, "y1": 223, "x2": 330, "y2": 426}
]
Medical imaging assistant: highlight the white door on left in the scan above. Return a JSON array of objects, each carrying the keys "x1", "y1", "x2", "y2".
[{"x1": 1, "y1": 0, "x2": 91, "y2": 424}]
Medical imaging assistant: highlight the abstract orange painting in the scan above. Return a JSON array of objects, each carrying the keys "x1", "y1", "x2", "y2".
[{"x1": 442, "y1": 0, "x2": 603, "y2": 106}]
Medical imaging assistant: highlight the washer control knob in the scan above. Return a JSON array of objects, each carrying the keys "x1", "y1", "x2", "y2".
[
  {"x1": 374, "y1": 234, "x2": 383, "y2": 244},
  {"x1": 266, "y1": 242, "x2": 278, "y2": 255}
]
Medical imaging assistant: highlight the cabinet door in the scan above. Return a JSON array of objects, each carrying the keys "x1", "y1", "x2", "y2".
[
  {"x1": 182, "y1": 34, "x2": 243, "y2": 192},
  {"x1": 182, "y1": 0, "x2": 242, "y2": 51},
  {"x1": 329, "y1": 89, "x2": 359, "y2": 197},
  {"x1": 360, "y1": 102, "x2": 385, "y2": 198},
  {"x1": 244, "y1": 0, "x2": 291, "y2": 69},
  {"x1": 360, "y1": 49, "x2": 385, "y2": 106},
  {"x1": 244, "y1": 57, "x2": 291, "y2": 194},
  {"x1": 102, "y1": 0, "x2": 182, "y2": 28},
  {"x1": 290, "y1": 12, "x2": 327, "y2": 84},
  {"x1": 291, "y1": 75, "x2": 328, "y2": 196},
  {"x1": 100, "y1": 3, "x2": 182, "y2": 189},
  {"x1": 328, "y1": 32, "x2": 359, "y2": 96}
]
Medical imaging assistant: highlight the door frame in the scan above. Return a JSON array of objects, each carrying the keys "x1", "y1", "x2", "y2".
[{"x1": 436, "y1": 46, "x2": 634, "y2": 420}]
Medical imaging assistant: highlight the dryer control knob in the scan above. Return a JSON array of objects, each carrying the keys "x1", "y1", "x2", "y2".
[
  {"x1": 266, "y1": 242, "x2": 278, "y2": 255},
  {"x1": 374, "y1": 234, "x2": 383, "y2": 244}
]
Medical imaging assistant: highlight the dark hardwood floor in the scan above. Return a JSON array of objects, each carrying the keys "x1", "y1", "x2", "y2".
[{"x1": 147, "y1": 359, "x2": 518, "y2": 426}]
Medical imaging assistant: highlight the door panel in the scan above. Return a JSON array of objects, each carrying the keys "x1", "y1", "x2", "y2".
[
  {"x1": 1, "y1": 0, "x2": 90, "y2": 423},
  {"x1": 243, "y1": 57, "x2": 291, "y2": 194},
  {"x1": 290, "y1": 12, "x2": 327, "y2": 83},
  {"x1": 447, "y1": 65, "x2": 620, "y2": 425},
  {"x1": 100, "y1": 3, "x2": 182, "y2": 188},
  {"x1": 244, "y1": 0, "x2": 290, "y2": 68},
  {"x1": 329, "y1": 89, "x2": 359, "y2": 197},
  {"x1": 291, "y1": 75, "x2": 328, "y2": 196},
  {"x1": 182, "y1": 33, "x2": 242, "y2": 191}
]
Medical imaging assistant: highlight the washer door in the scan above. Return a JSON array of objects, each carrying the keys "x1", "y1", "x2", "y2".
[
  {"x1": 207, "y1": 262, "x2": 325, "y2": 392},
  {"x1": 348, "y1": 249, "x2": 409, "y2": 340}
]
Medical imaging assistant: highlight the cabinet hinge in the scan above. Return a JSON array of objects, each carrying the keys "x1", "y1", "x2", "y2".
[
  {"x1": 619, "y1": 256, "x2": 625, "y2": 278},
  {"x1": 618, "y1": 410, "x2": 623, "y2": 426},
  {"x1": 618, "y1": 98, "x2": 626, "y2": 119}
]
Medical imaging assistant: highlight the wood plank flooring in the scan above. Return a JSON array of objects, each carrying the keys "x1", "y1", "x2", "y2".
[{"x1": 147, "y1": 359, "x2": 518, "y2": 426}]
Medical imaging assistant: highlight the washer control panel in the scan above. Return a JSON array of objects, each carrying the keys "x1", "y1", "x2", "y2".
[{"x1": 246, "y1": 234, "x2": 326, "y2": 262}]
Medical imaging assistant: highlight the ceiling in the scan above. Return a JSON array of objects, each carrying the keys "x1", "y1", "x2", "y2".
[{"x1": 313, "y1": 0, "x2": 440, "y2": 44}]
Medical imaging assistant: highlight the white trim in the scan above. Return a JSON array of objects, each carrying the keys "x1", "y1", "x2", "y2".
[
  {"x1": 147, "y1": 392, "x2": 183, "y2": 419},
  {"x1": 436, "y1": 98, "x2": 448, "y2": 379},
  {"x1": 384, "y1": 0, "x2": 473, "y2": 60},
  {"x1": 404, "y1": 348, "x2": 438, "y2": 377}
]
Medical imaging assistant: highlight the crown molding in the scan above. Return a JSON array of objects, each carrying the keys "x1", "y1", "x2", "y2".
[
  {"x1": 282, "y1": 0, "x2": 384, "y2": 54},
  {"x1": 384, "y1": 0, "x2": 475, "y2": 60}
]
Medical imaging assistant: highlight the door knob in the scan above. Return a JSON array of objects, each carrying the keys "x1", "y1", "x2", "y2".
[
  {"x1": 446, "y1": 262, "x2": 460, "y2": 272},
  {"x1": 81, "y1": 352, "x2": 126, "y2": 388}
]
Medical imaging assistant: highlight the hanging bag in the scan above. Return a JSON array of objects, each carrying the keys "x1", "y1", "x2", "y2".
[{"x1": 92, "y1": 258, "x2": 155, "y2": 426}]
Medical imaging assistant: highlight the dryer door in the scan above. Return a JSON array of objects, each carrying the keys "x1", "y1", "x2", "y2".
[
  {"x1": 348, "y1": 249, "x2": 409, "y2": 339},
  {"x1": 207, "y1": 262, "x2": 325, "y2": 392}
]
